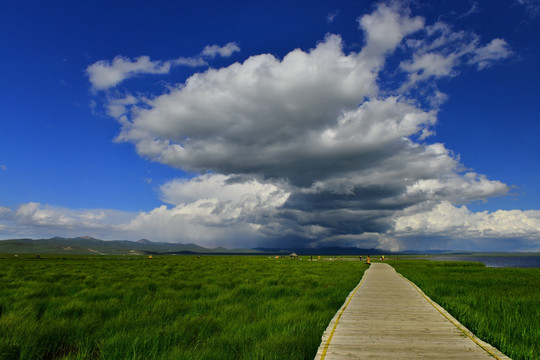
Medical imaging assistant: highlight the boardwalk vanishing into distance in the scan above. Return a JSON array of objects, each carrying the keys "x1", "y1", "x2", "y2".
[{"x1": 315, "y1": 262, "x2": 510, "y2": 360}]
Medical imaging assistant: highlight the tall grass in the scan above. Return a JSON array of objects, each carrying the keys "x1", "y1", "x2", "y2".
[
  {"x1": 0, "y1": 255, "x2": 366, "y2": 359},
  {"x1": 391, "y1": 260, "x2": 540, "y2": 360}
]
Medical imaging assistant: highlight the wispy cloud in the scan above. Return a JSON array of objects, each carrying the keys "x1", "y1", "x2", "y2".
[
  {"x1": 470, "y1": 38, "x2": 513, "y2": 70},
  {"x1": 326, "y1": 10, "x2": 339, "y2": 23},
  {"x1": 86, "y1": 56, "x2": 171, "y2": 91},
  {"x1": 201, "y1": 42, "x2": 240, "y2": 58},
  {"x1": 459, "y1": 1, "x2": 480, "y2": 18},
  {"x1": 516, "y1": 0, "x2": 540, "y2": 16},
  {"x1": 86, "y1": 42, "x2": 240, "y2": 91},
  {"x1": 399, "y1": 22, "x2": 512, "y2": 91}
]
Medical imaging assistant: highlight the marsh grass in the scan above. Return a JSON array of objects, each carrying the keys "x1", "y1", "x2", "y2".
[
  {"x1": 0, "y1": 255, "x2": 366, "y2": 359},
  {"x1": 390, "y1": 260, "x2": 540, "y2": 360}
]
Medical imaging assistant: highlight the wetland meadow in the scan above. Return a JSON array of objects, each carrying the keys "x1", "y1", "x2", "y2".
[
  {"x1": 0, "y1": 255, "x2": 365, "y2": 360},
  {"x1": 1, "y1": 255, "x2": 538, "y2": 359}
]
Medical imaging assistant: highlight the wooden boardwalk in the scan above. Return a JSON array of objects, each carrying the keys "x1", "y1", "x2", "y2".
[{"x1": 315, "y1": 262, "x2": 510, "y2": 360}]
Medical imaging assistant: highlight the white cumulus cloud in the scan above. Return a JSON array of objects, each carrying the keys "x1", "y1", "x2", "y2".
[
  {"x1": 357, "y1": 3, "x2": 424, "y2": 67},
  {"x1": 0, "y1": 203, "x2": 133, "y2": 240},
  {"x1": 120, "y1": 174, "x2": 290, "y2": 247},
  {"x1": 391, "y1": 201, "x2": 540, "y2": 251},
  {"x1": 394, "y1": 201, "x2": 540, "y2": 239}
]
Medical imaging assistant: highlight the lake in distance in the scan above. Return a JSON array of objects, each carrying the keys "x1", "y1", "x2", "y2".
[{"x1": 423, "y1": 255, "x2": 540, "y2": 268}]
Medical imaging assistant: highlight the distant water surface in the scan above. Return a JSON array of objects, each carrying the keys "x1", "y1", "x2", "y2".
[{"x1": 425, "y1": 255, "x2": 540, "y2": 268}]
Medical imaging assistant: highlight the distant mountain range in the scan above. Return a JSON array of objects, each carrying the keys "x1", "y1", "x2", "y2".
[
  {"x1": 0, "y1": 236, "x2": 263, "y2": 255},
  {"x1": 0, "y1": 236, "x2": 471, "y2": 256}
]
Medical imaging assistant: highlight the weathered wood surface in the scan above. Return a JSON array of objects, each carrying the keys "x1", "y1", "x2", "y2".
[{"x1": 315, "y1": 262, "x2": 510, "y2": 360}]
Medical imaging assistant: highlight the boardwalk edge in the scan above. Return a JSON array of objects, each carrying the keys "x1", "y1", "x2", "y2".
[
  {"x1": 314, "y1": 265, "x2": 370, "y2": 360},
  {"x1": 392, "y1": 266, "x2": 511, "y2": 360}
]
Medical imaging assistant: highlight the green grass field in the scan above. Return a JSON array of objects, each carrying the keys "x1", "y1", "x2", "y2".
[
  {"x1": 0, "y1": 255, "x2": 366, "y2": 360},
  {"x1": 390, "y1": 260, "x2": 540, "y2": 360}
]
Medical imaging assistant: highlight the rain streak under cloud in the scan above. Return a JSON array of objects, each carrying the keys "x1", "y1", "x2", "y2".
[{"x1": 2, "y1": 2, "x2": 540, "y2": 251}]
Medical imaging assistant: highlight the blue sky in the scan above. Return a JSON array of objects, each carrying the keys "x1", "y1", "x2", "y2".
[{"x1": 1, "y1": 0, "x2": 539, "y2": 251}]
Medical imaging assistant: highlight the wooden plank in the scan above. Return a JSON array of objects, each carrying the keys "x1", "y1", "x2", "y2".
[{"x1": 314, "y1": 263, "x2": 511, "y2": 360}]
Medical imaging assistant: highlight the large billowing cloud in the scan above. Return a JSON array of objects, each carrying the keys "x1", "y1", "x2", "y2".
[
  {"x1": 93, "y1": 3, "x2": 518, "y2": 250},
  {"x1": 8, "y1": 3, "x2": 531, "y2": 251}
]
